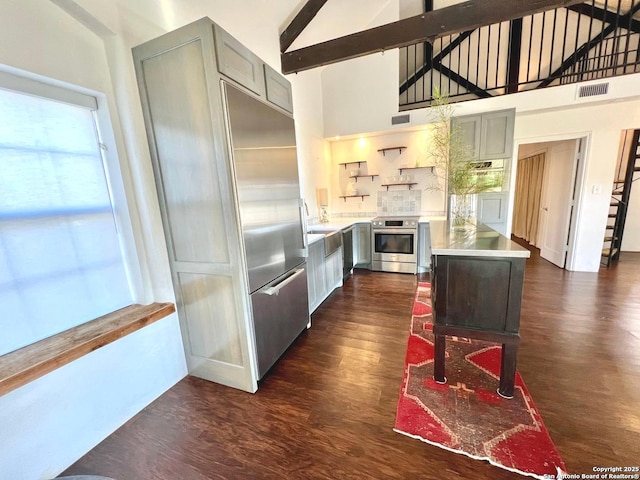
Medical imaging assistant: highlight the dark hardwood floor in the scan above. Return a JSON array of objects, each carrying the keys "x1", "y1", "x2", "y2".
[{"x1": 62, "y1": 250, "x2": 640, "y2": 479}]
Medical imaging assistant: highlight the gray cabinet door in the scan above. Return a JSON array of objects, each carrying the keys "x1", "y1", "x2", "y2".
[
  {"x1": 354, "y1": 223, "x2": 372, "y2": 267},
  {"x1": 264, "y1": 63, "x2": 293, "y2": 113},
  {"x1": 453, "y1": 115, "x2": 481, "y2": 159},
  {"x1": 418, "y1": 223, "x2": 431, "y2": 269},
  {"x1": 213, "y1": 25, "x2": 265, "y2": 96},
  {"x1": 306, "y1": 240, "x2": 326, "y2": 313},
  {"x1": 325, "y1": 248, "x2": 343, "y2": 292},
  {"x1": 478, "y1": 192, "x2": 509, "y2": 236},
  {"x1": 453, "y1": 109, "x2": 515, "y2": 161},
  {"x1": 480, "y1": 110, "x2": 515, "y2": 160}
]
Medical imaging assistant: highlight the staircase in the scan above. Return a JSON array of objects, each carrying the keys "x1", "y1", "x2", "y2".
[{"x1": 602, "y1": 129, "x2": 640, "y2": 267}]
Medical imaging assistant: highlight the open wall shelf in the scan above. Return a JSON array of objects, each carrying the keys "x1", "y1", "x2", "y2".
[
  {"x1": 380, "y1": 183, "x2": 418, "y2": 191},
  {"x1": 378, "y1": 146, "x2": 406, "y2": 156},
  {"x1": 339, "y1": 161, "x2": 366, "y2": 169},
  {"x1": 339, "y1": 194, "x2": 370, "y2": 201},
  {"x1": 349, "y1": 174, "x2": 378, "y2": 182},
  {"x1": 398, "y1": 166, "x2": 434, "y2": 174}
]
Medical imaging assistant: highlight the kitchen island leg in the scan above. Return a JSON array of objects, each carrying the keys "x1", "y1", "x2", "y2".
[
  {"x1": 433, "y1": 333, "x2": 446, "y2": 384},
  {"x1": 498, "y1": 342, "x2": 518, "y2": 398}
]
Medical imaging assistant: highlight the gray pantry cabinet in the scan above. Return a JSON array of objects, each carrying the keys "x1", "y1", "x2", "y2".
[
  {"x1": 133, "y1": 18, "x2": 295, "y2": 393},
  {"x1": 453, "y1": 109, "x2": 515, "y2": 236},
  {"x1": 452, "y1": 109, "x2": 515, "y2": 161}
]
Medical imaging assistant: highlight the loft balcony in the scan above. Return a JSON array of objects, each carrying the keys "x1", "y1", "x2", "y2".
[{"x1": 399, "y1": 0, "x2": 640, "y2": 109}]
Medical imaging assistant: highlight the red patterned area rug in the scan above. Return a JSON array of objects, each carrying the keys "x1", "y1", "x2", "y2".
[{"x1": 394, "y1": 283, "x2": 566, "y2": 479}]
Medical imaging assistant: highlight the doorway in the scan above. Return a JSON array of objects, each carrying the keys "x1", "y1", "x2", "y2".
[{"x1": 512, "y1": 138, "x2": 584, "y2": 269}]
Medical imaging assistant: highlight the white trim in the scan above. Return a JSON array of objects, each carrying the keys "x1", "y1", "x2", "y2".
[
  {"x1": 510, "y1": 131, "x2": 590, "y2": 271},
  {"x1": 518, "y1": 146, "x2": 548, "y2": 160},
  {"x1": 566, "y1": 137, "x2": 589, "y2": 272},
  {"x1": 93, "y1": 99, "x2": 145, "y2": 302},
  {"x1": 0, "y1": 70, "x2": 97, "y2": 110}
]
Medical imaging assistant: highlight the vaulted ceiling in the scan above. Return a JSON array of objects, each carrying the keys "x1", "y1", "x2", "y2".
[
  {"x1": 280, "y1": 0, "x2": 586, "y2": 73},
  {"x1": 279, "y1": 0, "x2": 640, "y2": 108}
]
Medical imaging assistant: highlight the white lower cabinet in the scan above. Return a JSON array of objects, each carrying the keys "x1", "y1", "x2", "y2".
[
  {"x1": 307, "y1": 241, "x2": 343, "y2": 314},
  {"x1": 307, "y1": 240, "x2": 326, "y2": 313},
  {"x1": 325, "y1": 247, "x2": 343, "y2": 292}
]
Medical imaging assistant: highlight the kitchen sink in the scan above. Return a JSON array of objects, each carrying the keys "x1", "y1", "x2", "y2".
[{"x1": 308, "y1": 229, "x2": 342, "y2": 256}]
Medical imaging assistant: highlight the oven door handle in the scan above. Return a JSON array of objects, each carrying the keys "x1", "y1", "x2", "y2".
[{"x1": 372, "y1": 228, "x2": 417, "y2": 235}]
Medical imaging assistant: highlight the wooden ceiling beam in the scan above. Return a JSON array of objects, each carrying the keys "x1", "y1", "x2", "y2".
[
  {"x1": 281, "y1": 0, "x2": 585, "y2": 74},
  {"x1": 280, "y1": 0, "x2": 329, "y2": 53}
]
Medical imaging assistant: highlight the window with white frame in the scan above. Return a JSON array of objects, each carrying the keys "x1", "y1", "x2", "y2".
[{"x1": 0, "y1": 71, "x2": 134, "y2": 356}]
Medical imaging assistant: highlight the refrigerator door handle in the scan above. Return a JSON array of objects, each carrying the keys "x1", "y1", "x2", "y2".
[
  {"x1": 261, "y1": 268, "x2": 305, "y2": 296},
  {"x1": 299, "y1": 198, "x2": 308, "y2": 250}
]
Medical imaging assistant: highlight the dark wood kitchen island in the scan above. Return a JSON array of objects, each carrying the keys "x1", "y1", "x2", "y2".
[{"x1": 429, "y1": 220, "x2": 530, "y2": 398}]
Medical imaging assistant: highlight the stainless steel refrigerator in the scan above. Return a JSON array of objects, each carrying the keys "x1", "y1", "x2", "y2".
[{"x1": 223, "y1": 82, "x2": 309, "y2": 380}]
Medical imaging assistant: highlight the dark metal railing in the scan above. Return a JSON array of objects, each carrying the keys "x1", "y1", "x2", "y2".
[{"x1": 399, "y1": 0, "x2": 640, "y2": 109}]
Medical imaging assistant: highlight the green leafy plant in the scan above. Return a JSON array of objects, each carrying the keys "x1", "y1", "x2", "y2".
[{"x1": 427, "y1": 88, "x2": 503, "y2": 195}]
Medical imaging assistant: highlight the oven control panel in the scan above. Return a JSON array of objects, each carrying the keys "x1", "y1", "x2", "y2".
[{"x1": 372, "y1": 218, "x2": 418, "y2": 228}]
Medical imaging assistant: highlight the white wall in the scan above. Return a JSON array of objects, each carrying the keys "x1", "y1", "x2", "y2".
[
  {"x1": 0, "y1": 1, "x2": 188, "y2": 479},
  {"x1": 328, "y1": 130, "x2": 446, "y2": 217},
  {"x1": 321, "y1": 0, "x2": 400, "y2": 138},
  {"x1": 0, "y1": 0, "x2": 333, "y2": 477},
  {"x1": 0, "y1": 0, "x2": 337, "y2": 476},
  {"x1": 0, "y1": 318, "x2": 185, "y2": 480},
  {"x1": 290, "y1": 69, "x2": 331, "y2": 220},
  {"x1": 514, "y1": 100, "x2": 640, "y2": 270}
]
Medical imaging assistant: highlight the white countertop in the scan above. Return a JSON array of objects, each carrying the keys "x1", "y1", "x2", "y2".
[
  {"x1": 430, "y1": 220, "x2": 530, "y2": 258},
  {"x1": 307, "y1": 218, "x2": 373, "y2": 232},
  {"x1": 306, "y1": 218, "x2": 371, "y2": 246},
  {"x1": 307, "y1": 215, "x2": 447, "y2": 231},
  {"x1": 419, "y1": 215, "x2": 447, "y2": 223},
  {"x1": 307, "y1": 233, "x2": 325, "y2": 245},
  {"x1": 306, "y1": 216, "x2": 453, "y2": 247}
]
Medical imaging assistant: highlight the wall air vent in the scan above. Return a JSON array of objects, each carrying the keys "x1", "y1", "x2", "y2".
[
  {"x1": 391, "y1": 114, "x2": 410, "y2": 125},
  {"x1": 577, "y1": 82, "x2": 609, "y2": 98}
]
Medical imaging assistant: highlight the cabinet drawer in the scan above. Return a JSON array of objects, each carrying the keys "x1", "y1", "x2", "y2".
[{"x1": 252, "y1": 266, "x2": 309, "y2": 378}]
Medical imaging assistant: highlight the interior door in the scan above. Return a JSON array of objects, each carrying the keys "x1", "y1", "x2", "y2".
[{"x1": 539, "y1": 140, "x2": 579, "y2": 267}]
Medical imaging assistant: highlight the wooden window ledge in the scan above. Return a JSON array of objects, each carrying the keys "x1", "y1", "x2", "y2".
[{"x1": 0, "y1": 302, "x2": 176, "y2": 397}]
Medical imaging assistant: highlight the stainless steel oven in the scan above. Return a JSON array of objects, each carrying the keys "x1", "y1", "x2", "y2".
[{"x1": 371, "y1": 216, "x2": 419, "y2": 274}]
